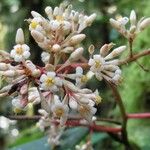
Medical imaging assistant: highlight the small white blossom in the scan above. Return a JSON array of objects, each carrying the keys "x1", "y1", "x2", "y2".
[
  {"x1": 52, "y1": 100, "x2": 69, "y2": 125},
  {"x1": 10, "y1": 44, "x2": 30, "y2": 62},
  {"x1": 40, "y1": 72, "x2": 62, "y2": 92}
]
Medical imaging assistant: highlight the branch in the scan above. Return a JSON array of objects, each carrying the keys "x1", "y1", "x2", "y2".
[
  {"x1": 5, "y1": 115, "x2": 121, "y2": 133},
  {"x1": 107, "y1": 82, "x2": 131, "y2": 149},
  {"x1": 119, "y1": 49, "x2": 150, "y2": 65},
  {"x1": 127, "y1": 113, "x2": 150, "y2": 119}
]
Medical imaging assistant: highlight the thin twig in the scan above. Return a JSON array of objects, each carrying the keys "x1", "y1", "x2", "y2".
[
  {"x1": 5, "y1": 115, "x2": 121, "y2": 133},
  {"x1": 107, "y1": 82, "x2": 132, "y2": 149},
  {"x1": 127, "y1": 113, "x2": 150, "y2": 119}
]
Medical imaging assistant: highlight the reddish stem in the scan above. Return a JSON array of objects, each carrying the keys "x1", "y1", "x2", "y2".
[{"x1": 127, "y1": 113, "x2": 150, "y2": 119}]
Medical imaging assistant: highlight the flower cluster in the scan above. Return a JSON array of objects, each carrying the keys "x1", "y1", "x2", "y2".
[
  {"x1": 0, "y1": 4, "x2": 150, "y2": 148},
  {"x1": 88, "y1": 43, "x2": 126, "y2": 84},
  {"x1": 110, "y1": 10, "x2": 150, "y2": 40},
  {"x1": 28, "y1": 3, "x2": 96, "y2": 55}
]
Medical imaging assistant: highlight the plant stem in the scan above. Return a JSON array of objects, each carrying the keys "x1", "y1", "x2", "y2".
[
  {"x1": 127, "y1": 113, "x2": 150, "y2": 119},
  {"x1": 129, "y1": 38, "x2": 133, "y2": 58},
  {"x1": 5, "y1": 115, "x2": 121, "y2": 133},
  {"x1": 108, "y1": 83, "x2": 132, "y2": 150}
]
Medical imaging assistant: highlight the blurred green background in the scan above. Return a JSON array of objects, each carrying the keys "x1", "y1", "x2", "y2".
[{"x1": 0, "y1": 0, "x2": 150, "y2": 150}]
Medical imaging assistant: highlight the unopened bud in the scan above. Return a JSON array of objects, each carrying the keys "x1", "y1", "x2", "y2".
[
  {"x1": 129, "y1": 25, "x2": 136, "y2": 34},
  {"x1": 51, "y1": 44, "x2": 61, "y2": 52},
  {"x1": 32, "y1": 69, "x2": 41, "y2": 77},
  {"x1": 31, "y1": 11, "x2": 41, "y2": 17},
  {"x1": 0, "y1": 63, "x2": 9, "y2": 71},
  {"x1": 53, "y1": 7, "x2": 59, "y2": 16},
  {"x1": 62, "y1": 47, "x2": 74, "y2": 53},
  {"x1": 130, "y1": 10, "x2": 136, "y2": 25},
  {"x1": 86, "y1": 13, "x2": 97, "y2": 26},
  {"x1": 105, "y1": 46, "x2": 126, "y2": 60},
  {"x1": 31, "y1": 30, "x2": 44, "y2": 42},
  {"x1": 69, "y1": 47, "x2": 84, "y2": 62},
  {"x1": 20, "y1": 84, "x2": 28, "y2": 95},
  {"x1": 109, "y1": 18, "x2": 121, "y2": 30},
  {"x1": 45, "y1": 6, "x2": 53, "y2": 19},
  {"x1": 139, "y1": 18, "x2": 150, "y2": 31},
  {"x1": 69, "y1": 34, "x2": 86, "y2": 45},
  {"x1": 3, "y1": 70, "x2": 16, "y2": 77},
  {"x1": 15, "y1": 28, "x2": 24, "y2": 44}
]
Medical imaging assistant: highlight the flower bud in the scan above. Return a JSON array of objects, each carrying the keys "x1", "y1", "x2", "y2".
[
  {"x1": 31, "y1": 11, "x2": 41, "y2": 17},
  {"x1": 109, "y1": 18, "x2": 121, "y2": 30},
  {"x1": 3, "y1": 70, "x2": 16, "y2": 77},
  {"x1": 105, "y1": 46, "x2": 126, "y2": 60},
  {"x1": 15, "y1": 28, "x2": 24, "y2": 44},
  {"x1": 31, "y1": 30, "x2": 44, "y2": 42},
  {"x1": 86, "y1": 13, "x2": 97, "y2": 26},
  {"x1": 129, "y1": 25, "x2": 136, "y2": 33},
  {"x1": 69, "y1": 47, "x2": 84, "y2": 62},
  {"x1": 45, "y1": 6, "x2": 53, "y2": 19},
  {"x1": 130, "y1": 10, "x2": 136, "y2": 26},
  {"x1": 51, "y1": 44, "x2": 61, "y2": 52},
  {"x1": 38, "y1": 109, "x2": 48, "y2": 117},
  {"x1": 69, "y1": 34, "x2": 86, "y2": 45},
  {"x1": 53, "y1": 7, "x2": 59, "y2": 16},
  {"x1": 62, "y1": 47, "x2": 74, "y2": 53},
  {"x1": 20, "y1": 84, "x2": 28, "y2": 95},
  {"x1": 139, "y1": 18, "x2": 150, "y2": 31},
  {"x1": 32, "y1": 69, "x2": 41, "y2": 77},
  {"x1": 0, "y1": 63, "x2": 9, "y2": 71}
]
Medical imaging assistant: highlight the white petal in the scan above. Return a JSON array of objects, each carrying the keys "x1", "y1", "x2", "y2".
[
  {"x1": 23, "y1": 51, "x2": 30, "y2": 59},
  {"x1": 40, "y1": 74, "x2": 47, "y2": 82},
  {"x1": 69, "y1": 97, "x2": 78, "y2": 110},
  {"x1": 47, "y1": 71, "x2": 56, "y2": 77}
]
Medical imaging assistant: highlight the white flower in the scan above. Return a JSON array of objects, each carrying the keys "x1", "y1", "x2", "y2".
[
  {"x1": 12, "y1": 96, "x2": 27, "y2": 113},
  {"x1": 88, "y1": 44, "x2": 126, "y2": 84},
  {"x1": 29, "y1": 17, "x2": 43, "y2": 32},
  {"x1": 75, "y1": 67, "x2": 88, "y2": 87},
  {"x1": 78, "y1": 104, "x2": 97, "y2": 123},
  {"x1": 52, "y1": 101, "x2": 69, "y2": 125},
  {"x1": 40, "y1": 72, "x2": 62, "y2": 92},
  {"x1": 10, "y1": 44, "x2": 30, "y2": 62},
  {"x1": 88, "y1": 55, "x2": 105, "y2": 73}
]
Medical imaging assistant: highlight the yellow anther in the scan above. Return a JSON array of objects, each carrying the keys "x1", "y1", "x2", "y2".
[
  {"x1": 55, "y1": 108, "x2": 64, "y2": 117},
  {"x1": 95, "y1": 61, "x2": 101, "y2": 68},
  {"x1": 16, "y1": 47, "x2": 23, "y2": 55},
  {"x1": 13, "y1": 108, "x2": 22, "y2": 114},
  {"x1": 95, "y1": 95, "x2": 102, "y2": 105},
  {"x1": 30, "y1": 21, "x2": 38, "y2": 29},
  {"x1": 81, "y1": 75, "x2": 88, "y2": 83},
  {"x1": 56, "y1": 15, "x2": 64, "y2": 22},
  {"x1": 45, "y1": 77, "x2": 55, "y2": 86}
]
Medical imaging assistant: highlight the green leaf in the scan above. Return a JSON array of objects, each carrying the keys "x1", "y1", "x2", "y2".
[{"x1": 10, "y1": 127, "x2": 88, "y2": 150}]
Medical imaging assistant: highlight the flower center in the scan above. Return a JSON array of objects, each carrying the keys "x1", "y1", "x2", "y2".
[
  {"x1": 81, "y1": 75, "x2": 88, "y2": 83},
  {"x1": 95, "y1": 95, "x2": 102, "y2": 105},
  {"x1": 95, "y1": 61, "x2": 101, "y2": 68},
  {"x1": 16, "y1": 47, "x2": 23, "y2": 55},
  {"x1": 56, "y1": 15, "x2": 64, "y2": 22},
  {"x1": 45, "y1": 77, "x2": 55, "y2": 86},
  {"x1": 55, "y1": 108, "x2": 64, "y2": 117},
  {"x1": 79, "y1": 105, "x2": 90, "y2": 114},
  {"x1": 31, "y1": 21, "x2": 38, "y2": 29}
]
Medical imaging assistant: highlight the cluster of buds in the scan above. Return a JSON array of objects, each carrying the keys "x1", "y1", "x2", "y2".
[
  {"x1": 110, "y1": 10, "x2": 150, "y2": 40},
  {"x1": 0, "y1": 4, "x2": 150, "y2": 148},
  {"x1": 28, "y1": 3, "x2": 96, "y2": 55}
]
